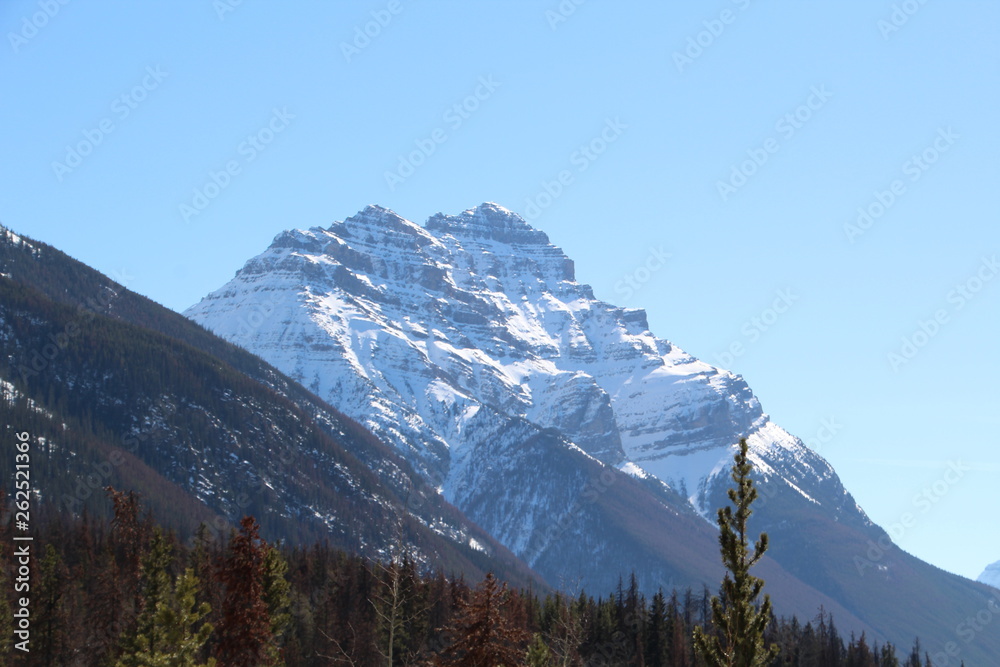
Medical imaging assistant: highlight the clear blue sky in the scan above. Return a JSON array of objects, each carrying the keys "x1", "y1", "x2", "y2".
[{"x1": 2, "y1": 1, "x2": 997, "y2": 580}]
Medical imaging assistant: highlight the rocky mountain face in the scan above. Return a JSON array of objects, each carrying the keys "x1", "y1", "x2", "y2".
[
  {"x1": 185, "y1": 203, "x2": 1000, "y2": 660},
  {"x1": 0, "y1": 225, "x2": 539, "y2": 587},
  {"x1": 186, "y1": 204, "x2": 838, "y2": 514}
]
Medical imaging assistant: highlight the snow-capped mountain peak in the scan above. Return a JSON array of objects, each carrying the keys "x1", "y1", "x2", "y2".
[
  {"x1": 426, "y1": 202, "x2": 552, "y2": 245},
  {"x1": 185, "y1": 203, "x2": 867, "y2": 582}
]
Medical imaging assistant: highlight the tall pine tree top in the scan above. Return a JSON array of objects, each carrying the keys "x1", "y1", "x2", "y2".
[{"x1": 693, "y1": 438, "x2": 780, "y2": 667}]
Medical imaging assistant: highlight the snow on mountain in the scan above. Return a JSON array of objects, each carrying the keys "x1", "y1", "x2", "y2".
[
  {"x1": 979, "y1": 561, "x2": 1000, "y2": 589},
  {"x1": 185, "y1": 203, "x2": 867, "y2": 576}
]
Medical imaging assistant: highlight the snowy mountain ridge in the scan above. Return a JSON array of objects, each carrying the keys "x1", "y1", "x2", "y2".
[{"x1": 186, "y1": 203, "x2": 860, "y2": 545}]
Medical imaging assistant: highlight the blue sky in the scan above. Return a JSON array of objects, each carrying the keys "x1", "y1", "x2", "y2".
[{"x1": 2, "y1": 1, "x2": 998, "y2": 580}]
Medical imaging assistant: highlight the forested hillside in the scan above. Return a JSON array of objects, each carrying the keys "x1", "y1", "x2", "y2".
[{"x1": 0, "y1": 490, "x2": 934, "y2": 666}]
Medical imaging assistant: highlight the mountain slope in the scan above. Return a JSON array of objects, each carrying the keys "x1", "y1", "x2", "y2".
[
  {"x1": 0, "y1": 225, "x2": 539, "y2": 587},
  {"x1": 0, "y1": 222, "x2": 870, "y2": 635},
  {"x1": 979, "y1": 561, "x2": 1000, "y2": 590},
  {"x1": 186, "y1": 203, "x2": 1000, "y2": 661}
]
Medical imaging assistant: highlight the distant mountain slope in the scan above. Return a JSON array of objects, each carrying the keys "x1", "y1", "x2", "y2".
[
  {"x1": 186, "y1": 203, "x2": 1000, "y2": 662},
  {"x1": 979, "y1": 561, "x2": 1000, "y2": 589},
  {"x1": 0, "y1": 225, "x2": 539, "y2": 587}
]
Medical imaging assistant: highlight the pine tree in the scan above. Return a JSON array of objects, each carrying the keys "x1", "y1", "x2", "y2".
[
  {"x1": 878, "y1": 641, "x2": 900, "y2": 667},
  {"x1": 118, "y1": 527, "x2": 174, "y2": 666},
  {"x1": 526, "y1": 633, "x2": 554, "y2": 666},
  {"x1": 115, "y1": 568, "x2": 216, "y2": 667},
  {"x1": 436, "y1": 572, "x2": 529, "y2": 666},
  {"x1": 214, "y1": 516, "x2": 276, "y2": 667},
  {"x1": 262, "y1": 543, "x2": 292, "y2": 663},
  {"x1": 692, "y1": 438, "x2": 779, "y2": 667},
  {"x1": 645, "y1": 590, "x2": 668, "y2": 667},
  {"x1": 36, "y1": 543, "x2": 74, "y2": 666}
]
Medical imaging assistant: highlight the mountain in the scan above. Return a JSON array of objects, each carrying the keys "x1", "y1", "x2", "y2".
[
  {"x1": 186, "y1": 203, "x2": 1000, "y2": 661},
  {"x1": 0, "y1": 224, "x2": 539, "y2": 587},
  {"x1": 980, "y1": 561, "x2": 1000, "y2": 590}
]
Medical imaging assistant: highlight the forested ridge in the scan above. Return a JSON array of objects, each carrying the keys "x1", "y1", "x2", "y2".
[
  {"x1": 0, "y1": 490, "x2": 938, "y2": 666},
  {"x1": 0, "y1": 253, "x2": 539, "y2": 589}
]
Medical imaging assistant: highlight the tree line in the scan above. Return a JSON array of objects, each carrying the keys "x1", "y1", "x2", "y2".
[{"x1": 0, "y1": 452, "x2": 943, "y2": 666}]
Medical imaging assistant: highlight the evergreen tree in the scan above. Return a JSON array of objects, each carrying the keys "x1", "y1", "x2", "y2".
[
  {"x1": 214, "y1": 516, "x2": 276, "y2": 667},
  {"x1": 115, "y1": 568, "x2": 216, "y2": 667},
  {"x1": 526, "y1": 633, "x2": 554, "y2": 666},
  {"x1": 436, "y1": 572, "x2": 529, "y2": 666},
  {"x1": 645, "y1": 590, "x2": 668, "y2": 666},
  {"x1": 36, "y1": 543, "x2": 74, "y2": 666},
  {"x1": 692, "y1": 438, "x2": 779, "y2": 667},
  {"x1": 878, "y1": 641, "x2": 900, "y2": 667},
  {"x1": 118, "y1": 527, "x2": 174, "y2": 666},
  {"x1": 262, "y1": 543, "x2": 292, "y2": 663}
]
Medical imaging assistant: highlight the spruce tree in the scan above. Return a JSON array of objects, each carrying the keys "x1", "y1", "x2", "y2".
[
  {"x1": 436, "y1": 572, "x2": 529, "y2": 666},
  {"x1": 262, "y1": 544, "x2": 292, "y2": 663},
  {"x1": 692, "y1": 438, "x2": 779, "y2": 667},
  {"x1": 36, "y1": 543, "x2": 74, "y2": 667},
  {"x1": 214, "y1": 516, "x2": 276, "y2": 667},
  {"x1": 118, "y1": 527, "x2": 173, "y2": 666},
  {"x1": 526, "y1": 633, "x2": 554, "y2": 666},
  {"x1": 115, "y1": 568, "x2": 216, "y2": 667}
]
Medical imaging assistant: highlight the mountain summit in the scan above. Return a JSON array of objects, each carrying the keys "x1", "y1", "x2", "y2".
[
  {"x1": 187, "y1": 203, "x2": 830, "y2": 515},
  {"x1": 426, "y1": 202, "x2": 553, "y2": 244},
  {"x1": 185, "y1": 204, "x2": 1000, "y2": 657}
]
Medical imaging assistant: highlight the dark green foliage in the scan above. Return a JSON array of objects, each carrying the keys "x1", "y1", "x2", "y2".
[
  {"x1": 36, "y1": 543, "x2": 74, "y2": 666},
  {"x1": 526, "y1": 633, "x2": 553, "y2": 666},
  {"x1": 117, "y1": 527, "x2": 174, "y2": 665},
  {"x1": 115, "y1": 566, "x2": 216, "y2": 667},
  {"x1": 694, "y1": 439, "x2": 780, "y2": 667}
]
